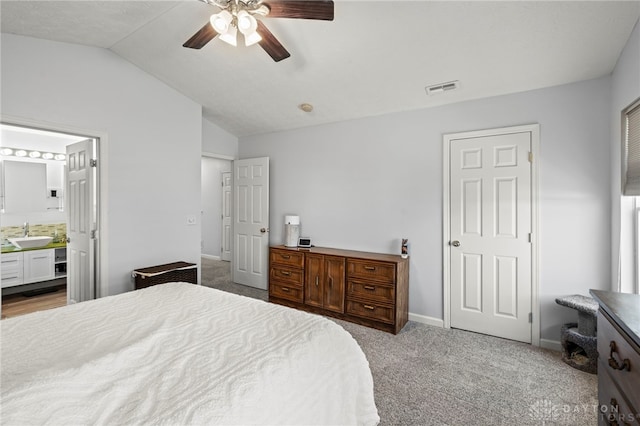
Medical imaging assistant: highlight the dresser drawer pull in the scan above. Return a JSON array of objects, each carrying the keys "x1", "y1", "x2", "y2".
[
  {"x1": 363, "y1": 304, "x2": 375, "y2": 310},
  {"x1": 1, "y1": 260, "x2": 18, "y2": 264},
  {"x1": 32, "y1": 256, "x2": 49, "y2": 260},
  {"x1": 4, "y1": 275, "x2": 18, "y2": 280},
  {"x1": 608, "y1": 341, "x2": 631, "y2": 372},
  {"x1": 315, "y1": 276, "x2": 319, "y2": 287},
  {"x1": 364, "y1": 266, "x2": 376, "y2": 271},
  {"x1": 281, "y1": 287, "x2": 290, "y2": 292},
  {"x1": 363, "y1": 285, "x2": 376, "y2": 291},
  {"x1": 280, "y1": 271, "x2": 291, "y2": 276},
  {"x1": 280, "y1": 255, "x2": 291, "y2": 259}
]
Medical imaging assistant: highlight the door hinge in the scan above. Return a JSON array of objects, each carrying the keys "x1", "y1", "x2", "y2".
[
  {"x1": 221, "y1": 181, "x2": 224, "y2": 187},
  {"x1": 90, "y1": 229, "x2": 97, "y2": 239},
  {"x1": 528, "y1": 233, "x2": 532, "y2": 243},
  {"x1": 528, "y1": 312, "x2": 533, "y2": 323},
  {"x1": 90, "y1": 159, "x2": 97, "y2": 167},
  {"x1": 528, "y1": 152, "x2": 533, "y2": 163}
]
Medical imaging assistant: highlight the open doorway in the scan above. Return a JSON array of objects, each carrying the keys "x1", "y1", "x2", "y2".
[
  {"x1": 201, "y1": 155, "x2": 232, "y2": 261},
  {"x1": 0, "y1": 123, "x2": 99, "y2": 318}
]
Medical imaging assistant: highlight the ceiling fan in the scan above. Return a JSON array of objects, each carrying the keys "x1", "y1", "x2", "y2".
[{"x1": 183, "y1": 0, "x2": 334, "y2": 62}]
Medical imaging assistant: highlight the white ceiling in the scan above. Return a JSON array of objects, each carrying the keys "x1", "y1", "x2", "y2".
[{"x1": 2, "y1": 1, "x2": 639, "y2": 137}]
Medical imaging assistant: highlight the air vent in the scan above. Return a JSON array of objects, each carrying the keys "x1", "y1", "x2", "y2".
[{"x1": 425, "y1": 80, "x2": 459, "y2": 95}]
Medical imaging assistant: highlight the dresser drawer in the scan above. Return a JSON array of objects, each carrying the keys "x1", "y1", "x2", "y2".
[
  {"x1": 598, "y1": 313, "x2": 640, "y2": 409},
  {"x1": 598, "y1": 360, "x2": 637, "y2": 426},
  {"x1": 347, "y1": 259, "x2": 395, "y2": 283},
  {"x1": 270, "y1": 249, "x2": 304, "y2": 268},
  {"x1": 346, "y1": 299, "x2": 394, "y2": 324},
  {"x1": 347, "y1": 279, "x2": 395, "y2": 303},
  {"x1": 270, "y1": 266, "x2": 303, "y2": 286},
  {"x1": 269, "y1": 282, "x2": 303, "y2": 303}
]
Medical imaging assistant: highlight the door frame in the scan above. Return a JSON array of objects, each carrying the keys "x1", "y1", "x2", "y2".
[
  {"x1": 1, "y1": 115, "x2": 106, "y2": 298},
  {"x1": 442, "y1": 124, "x2": 540, "y2": 346}
]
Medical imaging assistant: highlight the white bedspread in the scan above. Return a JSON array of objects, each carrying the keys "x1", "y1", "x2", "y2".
[{"x1": 1, "y1": 283, "x2": 379, "y2": 425}]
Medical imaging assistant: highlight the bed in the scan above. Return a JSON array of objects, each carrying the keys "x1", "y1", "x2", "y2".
[{"x1": 1, "y1": 282, "x2": 380, "y2": 425}]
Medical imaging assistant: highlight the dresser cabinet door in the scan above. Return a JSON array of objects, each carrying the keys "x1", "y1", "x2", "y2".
[
  {"x1": 304, "y1": 254, "x2": 324, "y2": 308},
  {"x1": 323, "y1": 256, "x2": 345, "y2": 314},
  {"x1": 304, "y1": 254, "x2": 345, "y2": 313}
]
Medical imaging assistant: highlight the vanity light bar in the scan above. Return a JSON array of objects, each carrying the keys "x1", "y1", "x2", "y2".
[{"x1": 0, "y1": 147, "x2": 66, "y2": 161}]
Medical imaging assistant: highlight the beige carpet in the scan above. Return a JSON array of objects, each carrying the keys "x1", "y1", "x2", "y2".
[{"x1": 201, "y1": 257, "x2": 598, "y2": 425}]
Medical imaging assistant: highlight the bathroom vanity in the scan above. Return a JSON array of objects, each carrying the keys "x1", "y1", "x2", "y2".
[{"x1": 1, "y1": 245, "x2": 67, "y2": 289}]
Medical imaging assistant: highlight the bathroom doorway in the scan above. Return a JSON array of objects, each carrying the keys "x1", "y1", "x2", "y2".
[
  {"x1": 201, "y1": 155, "x2": 232, "y2": 262},
  {"x1": 0, "y1": 122, "x2": 100, "y2": 317}
]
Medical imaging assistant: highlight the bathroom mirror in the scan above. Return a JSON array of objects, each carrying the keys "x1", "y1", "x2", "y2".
[{"x1": 2, "y1": 160, "x2": 47, "y2": 213}]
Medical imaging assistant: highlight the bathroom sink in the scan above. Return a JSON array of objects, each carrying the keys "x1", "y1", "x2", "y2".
[{"x1": 9, "y1": 236, "x2": 53, "y2": 249}]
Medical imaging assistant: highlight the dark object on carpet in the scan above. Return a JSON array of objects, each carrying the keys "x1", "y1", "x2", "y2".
[{"x1": 556, "y1": 295, "x2": 598, "y2": 374}]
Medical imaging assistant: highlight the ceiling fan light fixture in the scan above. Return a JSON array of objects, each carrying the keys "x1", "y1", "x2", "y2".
[
  {"x1": 244, "y1": 30, "x2": 262, "y2": 46},
  {"x1": 210, "y1": 10, "x2": 232, "y2": 34},
  {"x1": 219, "y1": 24, "x2": 238, "y2": 46},
  {"x1": 236, "y1": 10, "x2": 254, "y2": 32}
]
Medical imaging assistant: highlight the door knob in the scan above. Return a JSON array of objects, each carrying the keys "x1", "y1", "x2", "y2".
[
  {"x1": 66, "y1": 237, "x2": 71, "y2": 243},
  {"x1": 452, "y1": 240, "x2": 460, "y2": 247},
  {"x1": 260, "y1": 228, "x2": 269, "y2": 233}
]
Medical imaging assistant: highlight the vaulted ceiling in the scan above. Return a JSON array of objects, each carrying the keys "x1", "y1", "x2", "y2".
[{"x1": 2, "y1": 1, "x2": 639, "y2": 137}]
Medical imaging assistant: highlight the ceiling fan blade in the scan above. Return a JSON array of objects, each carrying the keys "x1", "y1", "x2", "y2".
[
  {"x1": 256, "y1": 21, "x2": 290, "y2": 62},
  {"x1": 183, "y1": 22, "x2": 219, "y2": 49},
  {"x1": 266, "y1": 0, "x2": 334, "y2": 21}
]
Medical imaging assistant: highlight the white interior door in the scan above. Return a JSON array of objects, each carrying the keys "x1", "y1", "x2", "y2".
[
  {"x1": 233, "y1": 157, "x2": 269, "y2": 289},
  {"x1": 66, "y1": 139, "x2": 96, "y2": 304},
  {"x1": 221, "y1": 171, "x2": 232, "y2": 261},
  {"x1": 448, "y1": 129, "x2": 533, "y2": 343}
]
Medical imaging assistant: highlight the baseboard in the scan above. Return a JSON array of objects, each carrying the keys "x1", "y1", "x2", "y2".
[
  {"x1": 201, "y1": 254, "x2": 221, "y2": 261},
  {"x1": 540, "y1": 338, "x2": 562, "y2": 352},
  {"x1": 408, "y1": 312, "x2": 444, "y2": 328}
]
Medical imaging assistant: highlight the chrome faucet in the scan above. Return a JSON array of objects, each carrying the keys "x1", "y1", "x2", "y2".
[{"x1": 23, "y1": 221, "x2": 29, "y2": 237}]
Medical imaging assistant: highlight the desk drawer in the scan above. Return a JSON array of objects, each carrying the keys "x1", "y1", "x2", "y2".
[{"x1": 598, "y1": 313, "x2": 640, "y2": 409}]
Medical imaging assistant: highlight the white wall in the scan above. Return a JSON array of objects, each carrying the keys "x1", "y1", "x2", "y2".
[
  {"x1": 203, "y1": 118, "x2": 238, "y2": 158},
  {"x1": 611, "y1": 19, "x2": 640, "y2": 294},
  {"x1": 201, "y1": 157, "x2": 231, "y2": 258},
  {"x1": 240, "y1": 76, "x2": 612, "y2": 342},
  {"x1": 1, "y1": 34, "x2": 203, "y2": 295}
]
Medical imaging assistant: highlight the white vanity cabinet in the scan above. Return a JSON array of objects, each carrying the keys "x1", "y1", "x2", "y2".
[
  {"x1": 23, "y1": 249, "x2": 55, "y2": 284},
  {"x1": 1, "y1": 248, "x2": 59, "y2": 288},
  {"x1": 1, "y1": 252, "x2": 24, "y2": 288}
]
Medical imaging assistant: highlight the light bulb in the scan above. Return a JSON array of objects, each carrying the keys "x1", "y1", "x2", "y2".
[
  {"x1": 0, "y1": 148, "x2": 13, "y2": 156},
  {"x1": 210, "y1": 10, "x2": 232, "y2": 34},
  {"x1": 237, "y1": 10, "x2": 253, "y2": 32},
  {"x1": 42, "y1": 153, "x2": 54, "y2": 160},
  {"x1": 15, "y1": 150, "x2": 27, "y2": 157},
  {"x1": 29, "y1": 151, "x2": 42, "y2": 158},
  {"x1": 54, "y1": 154, "x2": 66, "y2": 161},
  {"x1": 244, "y1": 31, "x2": 262, "y2": 47},
  {"x1": 219, "y1": 24, "x2": 238, "y2": 46}
]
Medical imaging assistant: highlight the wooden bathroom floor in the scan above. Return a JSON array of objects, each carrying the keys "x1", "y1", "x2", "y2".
[{"x1": 1, "y1": 285, "x2": 67, "y2": 319}]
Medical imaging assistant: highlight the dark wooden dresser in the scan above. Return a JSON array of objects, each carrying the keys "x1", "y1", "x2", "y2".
[
  {"x1": 269, "y1": 245, "x2": 409, "y2": 334},
  {"x1": 590, "y1": 290, "x2": 640, "y2": 425}
]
